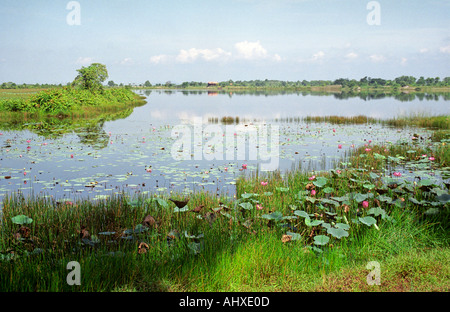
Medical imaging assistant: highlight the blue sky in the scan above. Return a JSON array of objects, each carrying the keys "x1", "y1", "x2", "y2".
[{"x1": 0, "y1": 0, "x2": 449, "y2": 84}]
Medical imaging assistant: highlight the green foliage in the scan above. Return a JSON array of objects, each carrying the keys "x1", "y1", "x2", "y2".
[
  {"x1": 72, "y1": 63, "x2": 108, "y2": 92},
  {"x1": 0, "y1": 87, "x2": 138, "y2": 113}
]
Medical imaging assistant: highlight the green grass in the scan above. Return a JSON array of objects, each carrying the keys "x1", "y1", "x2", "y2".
[{"x1": 1, "y1": 139, "x2": 448, "y2": 292}]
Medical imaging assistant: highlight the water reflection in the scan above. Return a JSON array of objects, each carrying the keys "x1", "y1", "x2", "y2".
[
  {"x1": 135, "y1": 89, "x2": 449, "y2": 124},
  {"x1": 0, "y1": 90, "x2": 447, "y2": 204},
  {"x1": 139, "y1": 88, "x2": 450, "y2": 102}
]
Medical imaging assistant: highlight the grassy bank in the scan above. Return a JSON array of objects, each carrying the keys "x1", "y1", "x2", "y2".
[
  {"x1": 0, "y1": 87, "x2": 146, "y2": 116},
  {"x1": 0, "y1": 137, "x2": 448, "y2": 292}
]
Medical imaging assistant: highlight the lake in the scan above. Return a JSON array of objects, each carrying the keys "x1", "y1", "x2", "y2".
[{"x1": 0, "y1": 89, "x2": 448, "y2": 208}]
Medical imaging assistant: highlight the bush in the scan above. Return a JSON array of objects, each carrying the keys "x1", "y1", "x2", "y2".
[{"x1": 0, "y1": 87, "x2": 139, "y2": 113}]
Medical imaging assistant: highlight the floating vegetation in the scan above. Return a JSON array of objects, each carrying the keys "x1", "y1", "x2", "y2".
[{"x1": 0, "y1": 90, "x2": 448, "y2": 292}]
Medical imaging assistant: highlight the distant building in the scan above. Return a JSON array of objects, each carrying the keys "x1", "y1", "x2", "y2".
[{"x1": 207, "y1": 81, "x2": 219, "y2": 87}]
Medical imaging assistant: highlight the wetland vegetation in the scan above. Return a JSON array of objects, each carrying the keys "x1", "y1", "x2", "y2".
[{"x1": 0, "y1": 69, "x2": 448, "y2": 292}]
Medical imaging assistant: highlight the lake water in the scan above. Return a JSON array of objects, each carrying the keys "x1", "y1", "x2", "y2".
[{"x1": 0, "y1": 90, "x2": 448, "y2": 207}]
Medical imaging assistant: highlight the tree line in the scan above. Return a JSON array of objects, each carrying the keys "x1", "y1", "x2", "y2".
[
  {"x1": 140, "y1": 76, "x2": 450, "y2": 89},
  {"x1": 3, "y1": 75, "x2": 449, "y2": 90}
]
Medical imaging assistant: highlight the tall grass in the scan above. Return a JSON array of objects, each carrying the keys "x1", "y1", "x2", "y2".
[{"x1": 275, "y1": 114, "x2": 450, "y2": 130}]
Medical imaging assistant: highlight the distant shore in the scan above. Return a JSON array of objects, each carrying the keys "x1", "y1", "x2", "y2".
[{"x1": 134, "y1": 84, "x2": 450, "y2": 94}]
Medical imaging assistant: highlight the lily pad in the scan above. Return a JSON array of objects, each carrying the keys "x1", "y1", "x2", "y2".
[
  {"x1": 313, "y1": 235, "x2": 330, "y2": 246},
  {"x1": 335, "y1": 223, "x2": 350, "y2": 230},
  {"x1": 239, "y1": 202, "x2": 253, "y2": 210},
  {"x1": 327, "y1": 227, "x2": 349, "y2": 239},
  {"x1": 436, "y1": 193, "x2": 450, "y2": 204},
  {"x1": 358, "y1": 216, "x2": 377, "y2": 227},
  {"x1": 294, "y1": 210, "x2": 310, "y2": 219},
  {"x1": 305, "y1": 218, "x2": 323, "y2": 227},
  {"x1": 286, "y1": 231, "x2": 301, "y2": 241},
  {"x1": 261, "y1": 211, "x2": 283, "y2": 222},
  {"x1": 323, "y1": 187, "x2": 335, "y2": 194},
  {"x1": 313, "y1": 177, "x2": 328, "y2": 188}
]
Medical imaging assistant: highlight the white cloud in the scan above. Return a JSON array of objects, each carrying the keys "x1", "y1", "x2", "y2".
[
  {"x1": 369, "y1": 54, "x2": 386, "y2": 63},
  {"x1": 311, "y1": 51, "x2": 325, "y2": 61},
  {"x1": 400, "y1": 57, "x2": 407, "y2": 66},
  {"x1": 75, "y1": 57, "x2": 94, "y2": 66},
  {"x1": 149, "y1": 41, "x2": 280, "y2": 65},
  {"x1": 120, "y1": 57, "x2": 134, "y2": 65},
  {"x1": 419, "y1": 48, "x2": 429, "y2": 53},
  {"x1": 234, "y1": 40, "x2": 268, "y2": 60},
  {"x1": 440, "y1": 44, "x2": 450, "y2": 54},
  {"x1": 176, "y1": 48, "x2": 231, "y2": 63},
  {"x1": 150, "y1": 54, "x2": 170, "y2": 64},
  {"x1": 345, "y1": 52, "x2": 358, "y2": 60},
  {"x1": 200, "y1": 48, "x2": 232, "y2": 61}
]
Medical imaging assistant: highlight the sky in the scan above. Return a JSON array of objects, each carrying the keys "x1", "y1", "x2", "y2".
[{"x1": 0, "y1": 0, "x2": 449, "y2": 84}]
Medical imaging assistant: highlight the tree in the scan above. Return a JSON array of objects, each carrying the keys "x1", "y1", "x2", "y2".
[
  {"x1": 107, "y1": 80, "x2": 116, "y2": 87},
  {"x1": 72, "y1": 63, "x2": 108, "y2": 92},
  {"x1": 144, "y1": 80, "x2": 152, "y2": 87}
]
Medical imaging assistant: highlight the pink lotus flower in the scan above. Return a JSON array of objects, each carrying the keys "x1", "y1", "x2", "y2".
[
  {"x1": 23, "y1": 171, "x2": 27, "y2": 176},
  {"x1": 336, "y1": 169, "x2": 342, "y2": 174},
  {"x1": 146, "y1": 168, "x2": 152, "y2": 172},
  {"x1": 311, "y1": 189, "x2": 316, "y2": 196},
  {"x1": 351, "y1": 144, "x2": 355, "y2": 148},
  {"x1": 333, "y1": 129, "x2": 336, "y2": 133},
  {"x1": 365, "y1": 148, "x2": 371, "y2": 152},
  {"x1": 26, "y1": 140, "x2": 31, "y2": 143},
  {"x1": 224, "y1": 167, "x2": 228, "y2": 171},
  {"x1": 70, "y1": 154, "x2": 74, "y2": 158},
  {"x1": 308, "y1": 175, "x2": 315, "y2": 181},
  {"x1": 242, "y1": 164, "x2": 247, "y2": 169},
  {"x1": 261, "y1": 181, "x2": 268, "y2": 186},
  {"x1": 338, "y1": 144, "x2": 342, "y2": 149},
  {"x1": 256, "y1": 204, "x2": 263, "y2": 210},
  {"x1": 428, "y1": 156, "x2": 435, "y2": 161},
  {"x1": 393, "y1": 172, "x2": 401, "y2": 177},
  {"x1": 362, "y1": 201, "x2": 369, "y2": 208},
  {"x1": 368, "y1": 140, "x2": 372, "y2": 143}
]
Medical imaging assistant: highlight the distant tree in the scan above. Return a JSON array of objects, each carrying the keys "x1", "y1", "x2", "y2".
[
  {"x1": 425, "y1": 77, "x2": 435, "y2": 86},
  {"x1": 144, "y1": 80, "x2": 152, "y2": 87},
  {"x1": 107, "y1": 80, "x2": 116, "y2": 87},
  {"x1": 416, "y1": 76, "x2": 425, "y2": 86},
  {"x1": 72, "y1": 63, "x2": 109, "y2": 92},
  {"x1": 394, "y1": 75, "x2": 416, "y2": 87}
]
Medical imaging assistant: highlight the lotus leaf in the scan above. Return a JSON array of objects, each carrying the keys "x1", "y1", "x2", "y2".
[{"x1": 313, "y1": 235, "x2": 330, "y2": 246}]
